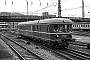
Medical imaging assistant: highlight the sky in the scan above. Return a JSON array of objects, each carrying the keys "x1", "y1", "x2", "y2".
[{"x1": 0, "y1": 0, "x2": 90, "y2": 18}]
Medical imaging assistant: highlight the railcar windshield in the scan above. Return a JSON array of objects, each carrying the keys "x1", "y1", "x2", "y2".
[{"x1": 54, "y1": 24, "x2": 72, "y2": 33}]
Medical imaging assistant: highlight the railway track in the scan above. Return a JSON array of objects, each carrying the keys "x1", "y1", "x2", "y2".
[
  {"x1": 45, "y1": 47, "x2": 90, "y2": 60},
  {"x1": 72, "y1": 31, "x2": 90, "y2": 36},
  {"x1": 0, "y1": 33, "x2": 44, "y2": 60},
  {"x1": 29, "y1": 38, "x2": 90, "y2": 60},
  {"x1": 61, "y1": 48, "x2": 90, "y2": 60},
  {"x1": 0, "y1": 32, "x2": 63, "y2": 60},
  {"x1": 1, "y1": 31, "x2": 90, "y2": 60},
  {"x1": 66, "y1": 48, "x2": 90, "y2": 58},
  {"x1": 22, "y1": 37, "x2": 90, "y2": 60},
  {"x1": 70, "y1": 41, "x2": 88, "y2": 49}
]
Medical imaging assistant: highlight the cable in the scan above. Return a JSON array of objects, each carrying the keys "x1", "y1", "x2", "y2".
[
  {"x1": 53, "y1": 0, "x2": 57, "y2": 5},
  {"x1": 85, "y1": 5, "x2": 90, "y2": 7},
  {"x1": 62, "y1": 6, "x2": 82, "y2": 11},
  {"x1": 62, "y1": 5, "x2": 90, "y2": 11},
  {"x1": 32, "y1": 0, "x2": 57, "y2": 13},
  {"x1": 31, "y1": 0, "x2": 90, "y2": 14},
  {"x1": 50, "y1": 0, "x2": 57, "y2": 7},
  {"x1": 32, "y1": 4, "x2": 54, "y2": 13},
  {"x1": 32, "y1": 0, "x2": 66, "y2": 13},
  {"x1": 61, "y1": 0, "x2": 71, "y2": 3},
  {"x1": 50, "y1": 0, "x2": 71, "y2": 7}
]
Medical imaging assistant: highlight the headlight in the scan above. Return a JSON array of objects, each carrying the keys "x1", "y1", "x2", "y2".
[
  {"x1": 54, "y1": 30, "x2": 56, "y2": 32},
  {"x1": 55, "y1": 34, "x2": 59, "y2": 38},
  {"x1": 57, "y1": 30, "x2": 59, "y2": 31}
]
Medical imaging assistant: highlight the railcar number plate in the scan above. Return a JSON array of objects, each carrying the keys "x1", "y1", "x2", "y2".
[{"x1": 62, "y1": 35, "x2": 67, "y2": 37}]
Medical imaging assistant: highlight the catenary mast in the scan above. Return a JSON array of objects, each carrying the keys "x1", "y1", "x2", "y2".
[
  {"x1": 58, "y1": 0, "x2": 61, "y2": 17},
  {"x1": 82, "y1": 0, "x2": 84, "y2": 18}
]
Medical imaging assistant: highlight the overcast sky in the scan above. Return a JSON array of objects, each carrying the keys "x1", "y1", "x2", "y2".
[{"x1": 0, "y1": 0, "x2": 90, "y2": 18}]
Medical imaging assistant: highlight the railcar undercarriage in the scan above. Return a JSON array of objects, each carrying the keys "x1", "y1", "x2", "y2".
[{"x1": 20, "y1": 33, "x2": 70, "y2": 48}]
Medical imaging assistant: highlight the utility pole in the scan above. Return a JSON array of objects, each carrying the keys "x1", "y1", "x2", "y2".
[
  {"x1": 82, "y1": 0, "x2": 84, "y2": 18},
  {"x1": 26, "y1": 0, "x2": 28, "y2": 21},
  {"x1": 12, "y1": 1, "x2": 14, "y2": 28},
  {"x1": 58, "y1": 0, "x2": 61, "y2": 17}
]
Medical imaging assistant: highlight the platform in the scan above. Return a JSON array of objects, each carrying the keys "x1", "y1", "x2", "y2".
[{"x1": 0, "y1": 38, "x2": 15, "y2": 60}]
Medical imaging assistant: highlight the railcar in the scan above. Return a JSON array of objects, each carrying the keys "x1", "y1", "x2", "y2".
[
  {"x1": 72, "y1": 22, "x2": 90, "y2": 31},
  {"x1": 17, "y1": 18, "x2": 73, "y2": 48},
  {"x1": 0, "y1": 23, "x2": 8, "y2": 31}
]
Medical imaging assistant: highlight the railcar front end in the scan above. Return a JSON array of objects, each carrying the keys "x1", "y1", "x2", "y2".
[{"x1": 48, "y1": 23, "x2": 72, "y2": 48}]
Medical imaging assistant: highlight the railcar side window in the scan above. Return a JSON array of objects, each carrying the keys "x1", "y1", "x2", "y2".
[
  {"x1": 31, "y1": 25, "x2": 32, "y2": 31},
  {"x1": 37, "y1": 25, "x2": 38, "y2": 31},
  {"x1": 33, "y1": 25, "x2": 37, "y2": 31},
  {"x1": 65, "y1": 25, "x2": 71, "y2": 32},
  {"x1": 29, "y1": 25, "x2": 31, "y2": 31},
  {"x1": 47, "y1": 25, "x2": 49, "y2": 32}
]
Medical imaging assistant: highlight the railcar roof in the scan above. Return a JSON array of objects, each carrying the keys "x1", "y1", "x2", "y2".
[
  {"x1": 18, "y1": 18, "x2": 72, "y2": 25},
  {"x1": 39, "y1": 18, "x2": 72, "y2": 24},
  {"x1": 18, "y1": 20, "x2": 39, "y2": 25},
  {"x1": 0, "y1": 24, "x2": 8, "y2": 25}
]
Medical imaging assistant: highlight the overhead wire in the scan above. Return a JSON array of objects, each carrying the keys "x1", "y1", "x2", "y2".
[
  {"x1": 61, "y1": 0, "x2": 71, "y2": 3},
  {"x1": 62, "y1": 6, "x2": 82, "y2": 11},
  {"x1": 31, "y1": 0, "x2": 90, "y2": 15},
  {"x1": 32, "y1": 4, "x2": 54, "y2": 13},
  {"x1": 53, "y1": 0, "x2": 57, "y2": 6},
  {"x1": 32, "y1": 0, "x2": 57, "y2": 13},
  {"x1": 32, "y1": 0, "x2": 71, "y2": 14},
  {"x1": 36, "y1": 0, "x2": 72, "y2": 13},
  {"x1": 50, "y1": 0, "x2": 57, "y2": 7},
  {"x1": 85, "y1": 5, "x2": 90, "y2": 7},
  {"x1": 62, "y1": 5, "x2": 90, "y2": 11}
]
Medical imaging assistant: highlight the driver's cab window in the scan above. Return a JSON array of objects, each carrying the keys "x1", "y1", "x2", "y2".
[
  {"x1": 54, "y1": 24, "x2": 64, "y2": 32},
  {"x1": 53, "y1": 24, "x2": 71, "y2": 33}
]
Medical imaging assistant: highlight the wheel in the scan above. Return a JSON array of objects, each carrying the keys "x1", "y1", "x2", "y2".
[{"x1": 26, "y1": 41, "x2": 31, "y2": 45}]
